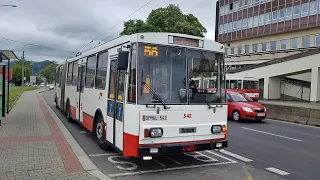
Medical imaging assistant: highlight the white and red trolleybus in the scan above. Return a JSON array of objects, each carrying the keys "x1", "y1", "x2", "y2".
[
  {"x1": 54, "y1": 32, "x2": 228, "y2": 159},
  {"x1": 194, "y1": 76, "x2": 259, "y2": 102}
]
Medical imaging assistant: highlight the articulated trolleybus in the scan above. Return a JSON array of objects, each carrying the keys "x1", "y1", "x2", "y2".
[{"x1": 55, "y1": 33, "x2": 228, "y2": 160}]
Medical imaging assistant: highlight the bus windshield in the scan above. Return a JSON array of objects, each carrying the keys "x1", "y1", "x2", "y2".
[
  {"x1": 138, "y1": 44, "x2": 225, "y2": 105},
  {"x1": 243, "y1": 80, "x2": 258, "y2": 89}
]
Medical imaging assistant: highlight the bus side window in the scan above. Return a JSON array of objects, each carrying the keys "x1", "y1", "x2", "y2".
[
  {"x1": 85, "y1": 55, "x2": 97, "y2": 88},
  {"x1": 128, "y1": 48, "x2": 137, "y2": 103}
]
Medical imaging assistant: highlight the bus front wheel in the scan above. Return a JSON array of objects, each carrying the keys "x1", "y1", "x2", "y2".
[{"x1": 95, "y1": 116, "x2": 110, "y2": 151}]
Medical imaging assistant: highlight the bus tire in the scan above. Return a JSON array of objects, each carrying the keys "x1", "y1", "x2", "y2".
[
  {"x1": 232, "y1": 110, "x2": 241, "y2": 122},
  {"x1": 95, "y1": 115, "x2": 110, "y2": 151},
  {"x1": 66, "y1": 102, "x2": 74, "y2": 123}
]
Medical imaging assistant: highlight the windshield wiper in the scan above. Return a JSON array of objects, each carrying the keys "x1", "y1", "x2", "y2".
[
  {"x1": 141, "y1": 82, "x2": 170, "y2": 109},
  {"x1": 206, "y1": 101, "x2": 213, "y2": 109}
]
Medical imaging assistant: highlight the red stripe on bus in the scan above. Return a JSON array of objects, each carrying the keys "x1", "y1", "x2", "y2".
[
  {"x1": 83, "y1": 112, "x2": 94, "y2": 132},
  {"x1": 139, "y1": 134, "x2": 227, "y2": 147},
  {"x1": 70, "y1": 105, "x2": 76, "y2": 119},
  {"x1": 123, "y1": 133, "x2": 139, "y2": 157}
]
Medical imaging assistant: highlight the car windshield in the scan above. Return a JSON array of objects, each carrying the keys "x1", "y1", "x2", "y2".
[
  {"x1": 137, "y1": 44, "x2": 225, "y2": 104},
  {"x1": 229, "y1": 93, "x2": 248, "y2": 102},
  {"x1": 243, "y1": 80, "x2": 258, "y2": 89},
  {"x1": 241, "y1": 93, "x2": 254, "y2": 102}
]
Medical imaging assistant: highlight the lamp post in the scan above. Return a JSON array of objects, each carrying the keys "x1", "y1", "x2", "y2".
[
  {"x1": 0, "y1": 5, "x2": 17, "y2": 7},
  {"x1": 22, "y1": 44, "x2": 36, "y2": 86}
]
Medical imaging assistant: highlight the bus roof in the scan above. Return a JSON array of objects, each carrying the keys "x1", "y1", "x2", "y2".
[{"x1": 65, "y1": 32, "x2": 224, "y2": 63}]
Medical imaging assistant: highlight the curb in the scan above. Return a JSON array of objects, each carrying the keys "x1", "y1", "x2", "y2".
[{"x1": 38, "y1": 93, "x2": 112, "y2": 180}]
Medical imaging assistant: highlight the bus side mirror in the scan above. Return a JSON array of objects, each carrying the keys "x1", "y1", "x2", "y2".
[{"x1": 117, "y1": 51, "x2": 129, "y2": 70}]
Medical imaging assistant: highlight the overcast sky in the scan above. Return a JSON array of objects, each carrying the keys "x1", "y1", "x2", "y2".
[{"x1": 0, "y1": 0, "x2": 217, "y2": 62}]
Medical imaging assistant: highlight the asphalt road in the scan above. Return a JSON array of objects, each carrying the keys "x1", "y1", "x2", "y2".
[
  {"x1": 227, "y1": 119, "x2": 320, "y2": 180},
  {"x1": 39, "y1": 89, "x2": 317, "y2": 180}
]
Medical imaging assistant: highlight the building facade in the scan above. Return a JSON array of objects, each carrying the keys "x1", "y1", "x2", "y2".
[{"x1": 217, "y1": 0, "x2": 320, "y2": 70}]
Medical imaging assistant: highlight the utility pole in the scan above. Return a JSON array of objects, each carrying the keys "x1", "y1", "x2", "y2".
[{"x1": 22, "y1": 51, "x2": 24, "y2": 86}]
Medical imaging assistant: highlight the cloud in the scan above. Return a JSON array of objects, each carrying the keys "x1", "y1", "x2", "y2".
[{"x1": 0, "y1": 0, "x2": 217, "y2": 62}]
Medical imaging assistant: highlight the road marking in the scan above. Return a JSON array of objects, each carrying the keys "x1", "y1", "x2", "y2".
[
  {"x1": 153, "y1": 159, "x2": 166, "y2": 167},
  {"x1": 207, "y1": 150, "x2": 237, "y2": 163},
  {"x1": 241, "y1": 127, "x2": 303, "y2": 142},
  {"x1": 89, "y1": 153, "x2": 118, "y2": 157},
  {"x1": 108, "y1": 161, "x2": 236, "y2": 177},
  {"x1": 215, "y1": 149, "x2": 253, "y2": 162},
  {"x1": 265, "y1": 167, "x2": 290, "y2": 176},
  {"x1": 167, "y1": 157, "x2": 182, "y2": 165},
  {"x1": 80, "y1": 130, "x2": 91, "y2": 134}
]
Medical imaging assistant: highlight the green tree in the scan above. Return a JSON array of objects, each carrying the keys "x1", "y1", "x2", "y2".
[
  {"x1": 40, "y1": 61, "x2": 58, "y2": 84},
  {"x1": 120, "y1": 4, "x2": 207, "y2": 37},
  {"x1": 36, "y1": 76, "x2": 43, "y2": 84},
  {"x1": 11, "y1": 63, "x2": 32, "y2": 86}
]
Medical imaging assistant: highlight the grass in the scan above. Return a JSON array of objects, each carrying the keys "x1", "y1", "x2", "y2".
[{"x1": 8, "y1": 86, "x2": 39, "y2": 110}]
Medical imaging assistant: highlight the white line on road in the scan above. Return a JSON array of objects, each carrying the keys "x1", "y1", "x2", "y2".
[
  {"x1": 153, "y1": 159, "x2": 166, "y2": 167},
  {"x1": 265, "y1": 167, "x2": 290, "y2": 176},
  {"x1": 215, "y1": 149, "x2": 253, "y2": 162},
  {"x1": 108, "y1": 161, "x2": 236, "y2": 177},
  {"x1": 207, "y1": 150, "x2": 237, "y2": 163},
  {"x1": 167, "y1": 157, "x2": 182, "y2": 165},
  {"x1": 241, "y1": 127, "x2": 303, "y2": 142},
  {"x1": 89, "y1": 153, "x2": 118, "y2": 157},
  {"x1": 80, "y1": 130, "x2": 91, "y2": 134}
]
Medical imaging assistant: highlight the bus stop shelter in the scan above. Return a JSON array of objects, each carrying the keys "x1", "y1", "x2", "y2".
[{"x1": 0, "y1": 50, "x2": 18, "y2": 124}]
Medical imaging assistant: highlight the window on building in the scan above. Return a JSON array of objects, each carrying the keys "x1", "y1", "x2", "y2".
[
  {"x1": 242, "y1": 18, "x2": 248, "y2": 28},
  {"x1": 248, "y1": 17, "x2": 253, "y2": 28},
  {"x1": 85, "y1": 55, "x2": 97, "y2": 88},
  {"x1": 280, "y1": 39, "x2": 287, "y2": 50},
  {"x1": 316, "y1": 35, "x2": 320, "y2": 47},
  {"x1": 252, "y1": 44, "x2": 258, "y2": 52},
  {"x1": 95, "y1": 51, "x2": 108, "y2": 89},
  {"x1": 220, "y1": 6, "x2": 225, "y2": 15},
  {"x1": 294, "y1": 5, "x2": 300, "y2": 18},
  {"x1": 291, "y1": 38, "x2": 298, "y2": 49},
  {"x1": 310, "y1": 1, "x2": 317, "y2": 15},
  {"x1": 239, "y1": 0, "x2": 243, "y2": 8},
  {"x1": 286, "y1": 7, "x2": 292, "y2": 20},
  {"x1": 265, "y1": 12, "x2": 271, "y2": 24},
  {"x1": 237, "y1": 20, "x2": 242, "y2": 30},
  {"x1": 219, "y1": 24, "x2": 223, "y2": 34},
  {"x1": 228, "y1": 22, "x2": 232, "y2": 31},
  {"x1": 66, "y1": 62, "x2": 73, "y2": 85},
  {"x1": 233, "y1": 21, "x2": 237, "y2": 30},
  {"x1": 244, "y1": 0, "x2": 248, "y2": 6},
  {"x1": 234, "y1": 1, "x2": 239, "y2": 10},
  {"x1": 224, "y1": 24, "x2": 228, "y2": 32},
  {"x1": 301, "y1": 3, "x2": 309, "y2": 17},
  {"x1": 254, "y1": 0, "x2": 259, "y2": 4},
  {"x1": 231, "y1": 47, "x2": 235, "y2": 54},
  {"x1": 302, "y1": 36, "x2": 310, "y2": 48},
  {"x1": 225, "y1": 48, "x2": 228, "y2": 56},
  {"x1": 259, "y1": 14, "x2": 265, "y2": 26},
  {"x1": 245, "y1": 45, "x2": 250, "y2": 53},
  {"x1": 272, "y1": 10, "x2": 278, "y2": 23},
  {"x1": 270, "y1": 41, "x2": 277, "y2": 51},
  {"x1": 279, "y1": 9, "x2": 285, "y2": 21},
  {"x1": 230, "y1": 3, "x2": 233, "y2": 10},
  {"x1": 262, "y1": 42, "x2": 267, "y2": 51},
  {"x1": 238, "y1": 46, "x2": 242, "y2": 54},
  {"x1": 253, "y1": 16, "x2": 259, "y2": 27}
]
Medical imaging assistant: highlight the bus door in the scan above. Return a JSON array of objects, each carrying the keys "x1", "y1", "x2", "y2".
[
  {"x1": 76, "y1": 65, "x2": 85, "y2": 122},
  {"x1": 107, "y1": 58, "x2": 126, "y2": 150}
]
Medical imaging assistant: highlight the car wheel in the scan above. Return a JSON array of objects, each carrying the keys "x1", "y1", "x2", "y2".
[
  {"x1": 95, "y1": 116, "x2": 110, "y2": 151},
  {"x1": 232, "y1": 110, "x2": 241, "y2": 122}
]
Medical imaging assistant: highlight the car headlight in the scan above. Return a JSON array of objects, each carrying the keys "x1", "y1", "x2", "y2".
[
  {"x1": 211, "y1": 125, "x2": 222, "y2": 133},
  {"x1": 149, "y1": 128, "x2": 163, "y2": 138},
  {"x1": 242, "y1": 107, "x2": 253, "y2": 112}
]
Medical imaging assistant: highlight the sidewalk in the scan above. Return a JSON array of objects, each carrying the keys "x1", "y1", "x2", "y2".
[{"x1": 0, "y1": 91, "x2": 101, "y2": 180}]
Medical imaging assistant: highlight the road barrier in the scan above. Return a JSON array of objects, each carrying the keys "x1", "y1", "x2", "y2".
[{"x1": 261, "y1": 103, "x2": 320, "y2": 127}]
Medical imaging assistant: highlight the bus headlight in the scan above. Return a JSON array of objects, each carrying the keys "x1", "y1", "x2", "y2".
[
  {"x1": 149, "y1": 128, "x2": 163, "y2": 138},
  {"x1": 211, "y1": 125, "x2": 222, "y2": 134}
]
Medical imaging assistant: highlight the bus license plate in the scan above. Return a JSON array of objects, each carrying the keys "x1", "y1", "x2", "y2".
[
  {"x1": 257, "y1": 113, "x2": 265, "y2": 117},
  {"x1": 145, "y1": 115, "x2": 167, "y2": 121},
  {"x1": 179, "y1": 127, "x2": 196, "y2": 134}
]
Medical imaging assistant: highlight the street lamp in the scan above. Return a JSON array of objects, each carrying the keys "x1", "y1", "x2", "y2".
[
  {"x1": 22, "y1": 44, "x2": 36, "y2": 86},
  {"x1": 0, "y1": 5, "x2": 17, "y2": 7}
]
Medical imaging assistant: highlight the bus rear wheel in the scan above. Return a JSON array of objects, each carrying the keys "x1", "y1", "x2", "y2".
[
  {"x1": 65, "y1": 103, "x2": 73, "y2": 123},
  {"x1": 95, "y1": 116, "x2": 110, "y2": 151}
]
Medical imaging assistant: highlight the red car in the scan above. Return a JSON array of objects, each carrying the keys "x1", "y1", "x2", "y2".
[{"x1": 227, "y1": 91, "x2": 267, "y2": 122}]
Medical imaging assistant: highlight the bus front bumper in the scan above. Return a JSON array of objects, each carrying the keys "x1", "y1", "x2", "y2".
[{"x1": 138, "y1": 140, "x2": 228, "y2": 156}]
